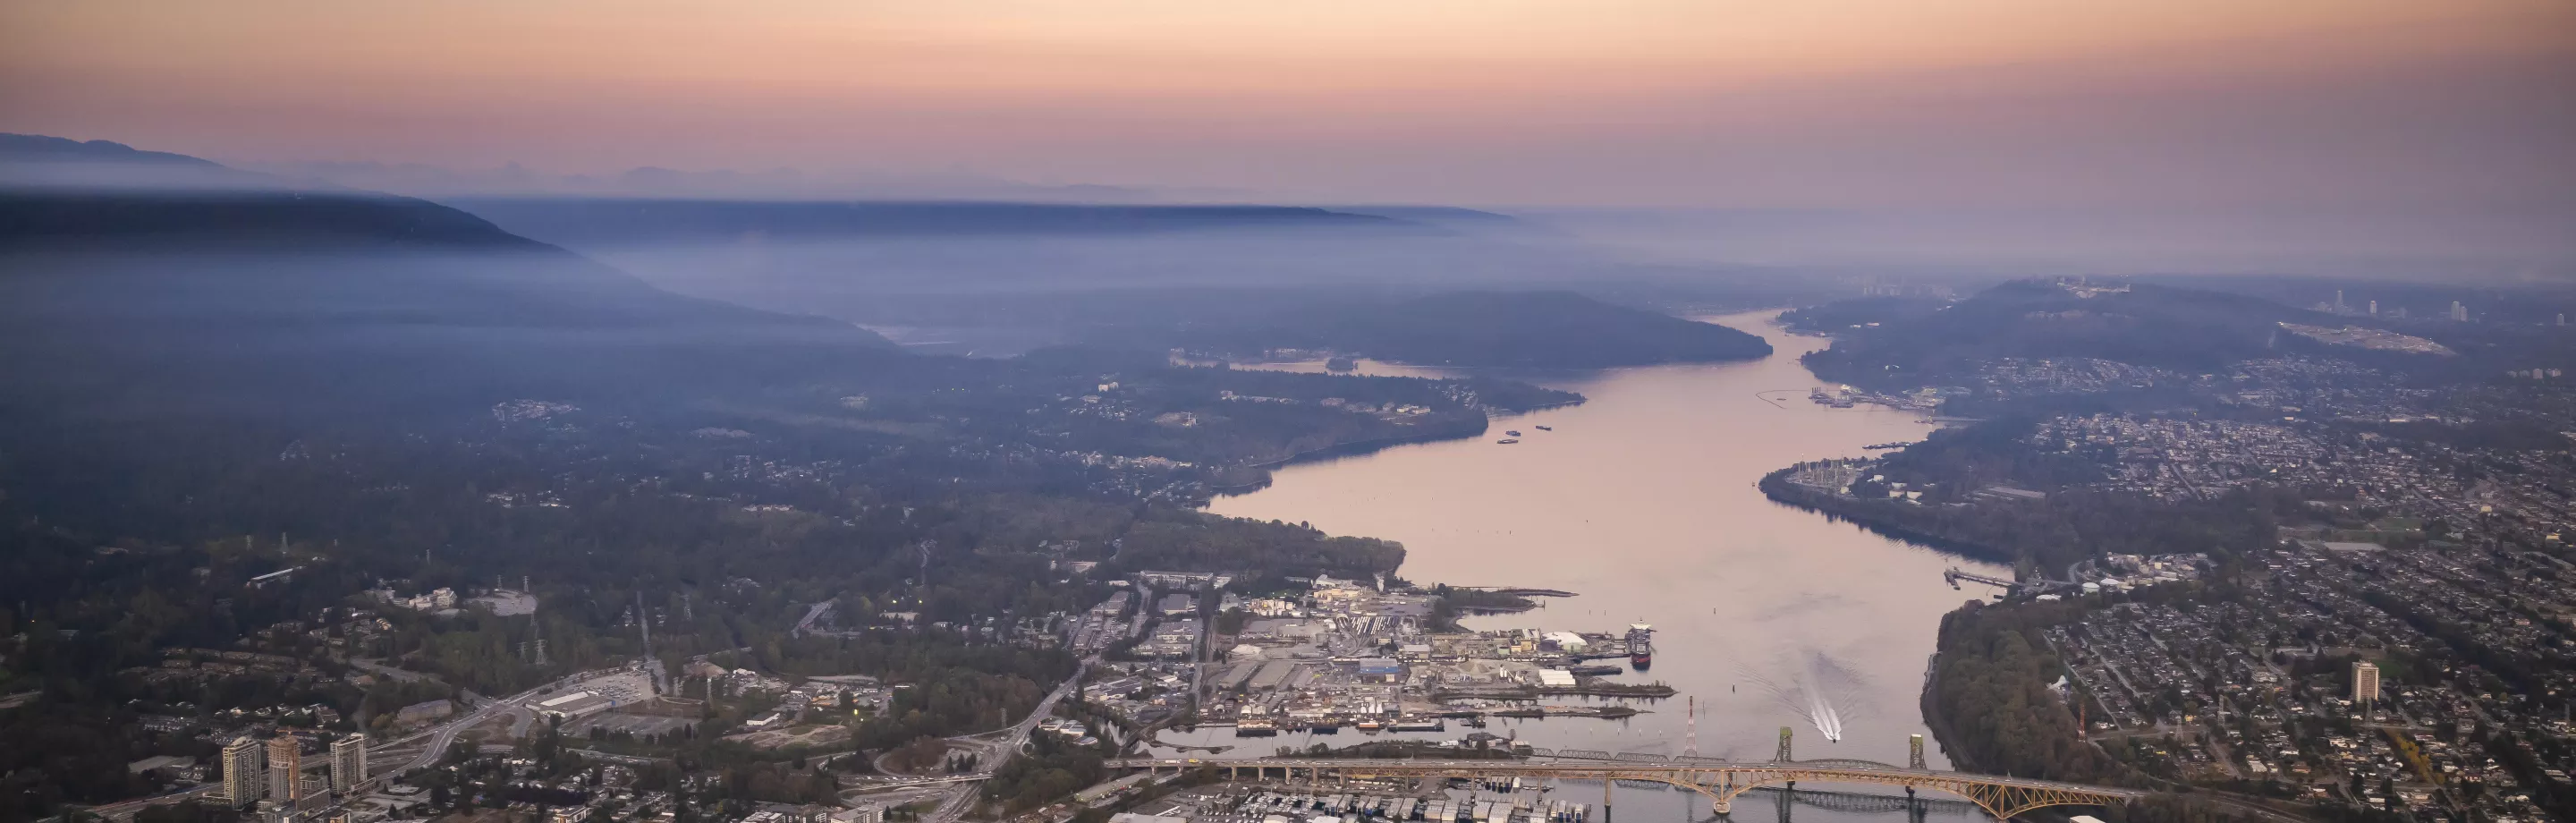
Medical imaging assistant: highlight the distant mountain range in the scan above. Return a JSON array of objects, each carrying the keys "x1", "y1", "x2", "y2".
[
  {"x1": 1, "y1": 137, "x2": 904, "y2": 427},
  {"x1": 242, "y1": 157, "x2": 1180, "y2": 202},
  {"x1": 449, "y1": 197, "x2": 1428, "y2": 246},
  {"x1": 0, "y1": 133, "x2": 221, "y2": 169},
  {"x1": 2, "y1": 136, "x2": 1625, "y2": 414},
  {"x1": 0, "y1": 132, "x2": 1736, "y2": 424},
  {"x1": 0, "y1": 132, "x2": 277, "y2": 190}
]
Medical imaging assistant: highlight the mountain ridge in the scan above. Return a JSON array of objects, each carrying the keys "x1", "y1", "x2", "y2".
[
  {"x1": 448, "y1": 196, "x2": 1430, "y2": 246},
  {"x1": 1, "y1": 137, "x2": 907, "y2": 426}
]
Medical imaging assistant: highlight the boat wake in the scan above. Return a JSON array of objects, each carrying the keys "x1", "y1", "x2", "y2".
[{"x1": 1739, "y1": 651, "x2": 1872, "y2": 743}]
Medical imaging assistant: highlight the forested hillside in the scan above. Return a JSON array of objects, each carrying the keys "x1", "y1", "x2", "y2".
[{"x1": 1800, "y1": 281, "x2": 2463, "y2": 389}]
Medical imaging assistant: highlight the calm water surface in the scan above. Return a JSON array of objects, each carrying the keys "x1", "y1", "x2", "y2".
[{"x1": 1181, "y1": 311, "x2": 2008, "y2": 796}]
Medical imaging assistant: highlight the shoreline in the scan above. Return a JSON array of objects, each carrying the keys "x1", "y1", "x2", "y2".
[
  {"x1": 1204, "y1": 399, "x2": 1594, "y2": 496},
  {"x1": 1200, "y1": 310, "x2": 1980, "y2": 767},
  {"x1": 1756, "y1": 467, "x2": 2022, "y2": 567},
  {"x1": 1763, "y1": 458, "x2": 2012, "y2": 773},
  {"x1": 1200, "y1": 332, "x2": 1788, "y2": 496}
]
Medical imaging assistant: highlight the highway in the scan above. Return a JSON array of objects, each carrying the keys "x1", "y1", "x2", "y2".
[
  {"x1": 369, "y1": 676, "x2": 568, "y2": 776},
  {"x1": 80, "y1": 784, "x2": 222, "y2": 819},
  {"x1": 792, "y1": 601, "x2": 835, "y2": 639},
  {"x1": 913, "y1": 653, "x2": 1097, "y2": 823},
  {"x1": 840, "y1": 785, "x2": 956, "y2": 817},
  {"x1": 905, "y1": 589, "x2": 1163, "y2": 822}
]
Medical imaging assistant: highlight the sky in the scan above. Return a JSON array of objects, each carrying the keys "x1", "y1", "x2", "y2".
[{"x1": 4, "y1": 1, "x2": 2574, "y2": 212}]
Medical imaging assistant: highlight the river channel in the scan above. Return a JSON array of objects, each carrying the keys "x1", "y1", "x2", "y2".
[{"x1": 1158, "y1": 310, "x2": 2012, "y2": 819}]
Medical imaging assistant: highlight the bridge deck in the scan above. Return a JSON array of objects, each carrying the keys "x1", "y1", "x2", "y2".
[
  {"x1": 1107, "y1": 756, "x2": 2144, "y2": 819},
  {"x1": 1111, "y1": 757, "x2": 2140, "y2": 797}
]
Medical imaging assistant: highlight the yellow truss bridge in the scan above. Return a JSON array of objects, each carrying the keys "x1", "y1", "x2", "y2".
[{"x1": 1107, "y1": 751, "x2": 2143, "y2": 820}]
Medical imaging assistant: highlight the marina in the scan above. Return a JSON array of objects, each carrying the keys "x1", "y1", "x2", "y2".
[{"x1": 1220, "y1": 787, "x2": 1594, "y2": 823}]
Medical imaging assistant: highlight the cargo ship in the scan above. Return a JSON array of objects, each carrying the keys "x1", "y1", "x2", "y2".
[{"x1": 1626, "y1": 623, "x2": 1654, "y2": 669}]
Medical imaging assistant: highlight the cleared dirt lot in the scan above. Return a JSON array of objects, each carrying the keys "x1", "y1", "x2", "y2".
[
  {"x1": 722, "y1": 722, "x2": 852, "y2": 751},
  {"x1": 566, "y1": 711, "x2": 694, "y2": 738}
]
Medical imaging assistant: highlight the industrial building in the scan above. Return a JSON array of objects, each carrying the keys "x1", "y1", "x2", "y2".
[{"x1": 534, "y1": 690, "x2": 619, "y2": 721}]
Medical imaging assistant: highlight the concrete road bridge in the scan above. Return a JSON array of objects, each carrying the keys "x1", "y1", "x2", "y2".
[{"x1": 1106, "y1": 749, "x2": 2144, "y2": 821}]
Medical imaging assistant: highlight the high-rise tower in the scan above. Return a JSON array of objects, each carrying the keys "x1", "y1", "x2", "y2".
[
  {"x1": 2354, "y1": 662, "x2": 2382, "y2": 713},
  {"x1": 329, "y1": 735, "x2": 367, "y2": 793},
  {"x1": 220, "y1": 737, "x2": 264, "y2": 807},
  {"x1": 267, "y1": 736, "x2": 301, "y2": 802}
]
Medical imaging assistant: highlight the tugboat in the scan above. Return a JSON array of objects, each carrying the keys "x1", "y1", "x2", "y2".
[
  {"x1": 1626, "y1": 623, "x2": 1655, "y2": 670},
  {"x1": 1533, "y1": 425, "x2": 1553, "y2": 431},
  {"x1": 1496, "y1": 438, "x2": 1520, "y2": 445},
  {"x1": 1504, "y1": 430, "x2": 1522, "y2": 437}
]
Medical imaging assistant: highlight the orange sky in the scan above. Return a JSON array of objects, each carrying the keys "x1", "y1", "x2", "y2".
[{"x1": 4, "y1": 1, "x2": 2572, "y2": 207}]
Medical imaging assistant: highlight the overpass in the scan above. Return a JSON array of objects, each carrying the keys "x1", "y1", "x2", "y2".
[{"x1": 1106, "y1": 749, "x2": 2143, "y2": 820}]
